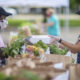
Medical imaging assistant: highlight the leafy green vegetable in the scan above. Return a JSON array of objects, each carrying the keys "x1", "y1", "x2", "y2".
[
  {"x1": 49, "y1": 44, "x2": 68, "y2": 55},
  {"x1": 2, "y1": 38, "x2": 25, "y2": 57},
  {"x1": 0, "y1": 70, "x2": 43, "y2": 80},
  {"x1": 21, "y1": 71, "x2": 43, "y2": 80},
  {"x1": 0, "y1": 73, "x2": 15, "y2": 80},
  {"x1": 34, "y1": 40, "x2": 48, "y2": 51},
  {"x1": 34, "y1": 50, "x2": 40, "y2": 56}
]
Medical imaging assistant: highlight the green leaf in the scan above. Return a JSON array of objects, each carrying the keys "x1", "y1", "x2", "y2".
[{"x1": 22, "y1": 71, "x2": 43, "y2": 80}]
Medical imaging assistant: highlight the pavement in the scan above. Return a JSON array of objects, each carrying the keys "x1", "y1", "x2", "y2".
[{"x1": 10, "y1": 14, "x2": 80, "y2": 20}]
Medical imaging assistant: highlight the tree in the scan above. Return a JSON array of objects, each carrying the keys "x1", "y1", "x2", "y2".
[{"x1": 70, "y1": 0, "x2": 80, "y2": 10}]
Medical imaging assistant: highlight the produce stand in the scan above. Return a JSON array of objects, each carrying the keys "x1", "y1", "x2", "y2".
[
  {"x1": 0, "y1": 35, "x2": 74, "y2": 80},
  {"x1": 0, "y1": 54, "x2": 72, "y2": 80},
  {"x1": 0, "y1": 55, "x2": 68, "y2": 79}
]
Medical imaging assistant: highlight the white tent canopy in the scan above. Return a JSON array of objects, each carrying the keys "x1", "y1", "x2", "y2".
[
  {"x1": 26, "y1": 0, "x2": 69, "y2": 8},
  {"x1": 0, "y1": 0, "x2": 69, "y2": 7},
  {"x1": 0, "y1": 0, "x2": 28, "y2": 7}
]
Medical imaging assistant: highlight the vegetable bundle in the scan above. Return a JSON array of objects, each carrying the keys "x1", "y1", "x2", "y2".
[
  {"x1": 34, "y1": 40, "x2": 48, "y2": 51},
  {"x1": 49, "y1": 44, "x2": 68, "y2": 55},
  {"x1": 2, "y1": 38, "x2": 25, "y2": 57}
]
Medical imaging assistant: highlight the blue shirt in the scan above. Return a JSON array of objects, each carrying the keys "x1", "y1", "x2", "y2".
[{"x1": 47, "y1": 14, "x2": 60, "y2": 36}]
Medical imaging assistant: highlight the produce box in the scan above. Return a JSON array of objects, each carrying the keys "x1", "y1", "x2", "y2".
[
  {"x1": 45, "y1": 54, "x2": 72, "y2": 69},
  {"x1": 69, "y1": 64, "x2": 80, "y2": 80},
  {"x1": 0, "y1": 57, "x2": 67, "y2": 80}
]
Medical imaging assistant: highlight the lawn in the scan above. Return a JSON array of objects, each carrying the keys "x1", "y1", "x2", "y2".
[{"x1": 8, "y1": 19, "x2": 80, "y2": 27}]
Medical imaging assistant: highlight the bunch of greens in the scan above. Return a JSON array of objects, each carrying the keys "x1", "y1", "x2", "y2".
[
  {"x1": 0, "y1": 70, "x2": 43, "y2": 80},
  {"x1": 34, "y1": 40, "x2": 48, "y2": 51},
  {"x1": 34, "y1": 50, "x2": 40, "y2": 56},
  {"x1": 2, "y1": 38, "x2": 25, "y2": 57},
  {"x1": 21, "y1": 70, "x2": 43, "y2": 80},
  {"x1": 0, "y1": 73, "x2": 15, "y2": 80},
  {"x1": 49, "y1": 44, "x2": 68, "y2": 55}
]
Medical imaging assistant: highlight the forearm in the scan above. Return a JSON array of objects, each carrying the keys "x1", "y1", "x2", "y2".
[
  {"x1": 44, "y1": 22, "x2": 54, "y2": 27},
  {"x1": 49, "y1": 35, "x2": 80, "y2": 53},
  {"x1": 61, "y1": 40, "x2": 80, "y2": 53}
]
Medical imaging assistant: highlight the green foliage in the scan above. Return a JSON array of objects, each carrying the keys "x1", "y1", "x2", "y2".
[
  {"x1": 60, "y1": 19, "x2": 80, "y2": 27},
  {"x1": 34, "y1": 50, "x2": 40, "y2": 56},
  {"x1": 0, "y1": 73, "x2": 15, "y2": 80},
  {"x1": 8, "y1": 19, "x2": 32, "y2": 27},
  {"x1": 70, "y1": 0, "x2": 80, "y2": 9},
  {"x1": 21, "y1": 71, "x2": 43, "y2": 80},
  {"x1": 2, "y1": 38, "x2": 25, "y2": 57},
  {"x1": 49, "y1": 44, "x2": 68, "y2": 55},
  {"x1": 0, "y1": 71, "x2": 43, "y2": 80},
  {"x1": 34, "y1": 40, "x2": 48, "y2": 51},
  {"x1": 72, "y1": 58, "x2": 75, "y2": 63},
  {"x1": 8, "y1": 19, "x2": 80, "y2": 27},
  {"x1": 70, "y1": 0, "x2": 77, "y2": 9},
  {"x1": 21, "y1": 22, "x2": 32, "y2": 27},
  {"x1": 69, "y1": 20, "x2": 80, "y2": 27}
]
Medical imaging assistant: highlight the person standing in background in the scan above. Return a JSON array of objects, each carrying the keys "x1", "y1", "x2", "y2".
[
  {"x1": 42, "y1": 8, "x2": 47, "y2": 23},
  {"x1": 45, "y1": 8, "x2": 60, "y2": 36},
  {"x1": 0, "y1": 7, "x2": 12, "y2": 47},
  {"x1": 0, "y1": 7, "x2": 12, "y2": 66},
  {"x1": 49, "y1": 10, "x2": 80, "y2": 64}
]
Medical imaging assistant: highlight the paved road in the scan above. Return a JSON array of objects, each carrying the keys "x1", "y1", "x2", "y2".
[{"x1": 11, "y1": 14, "x2": 80, "y2": 20}]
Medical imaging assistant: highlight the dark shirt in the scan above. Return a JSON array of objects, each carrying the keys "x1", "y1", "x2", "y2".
[{"x1": 77, "y1": 35, "x2": 80, "y2": 63}]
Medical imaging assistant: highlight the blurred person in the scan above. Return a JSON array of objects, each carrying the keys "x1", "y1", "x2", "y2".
[
  {"x1": 31, "y1": 21, "x2": 41, "y2": 34},
  {"x1": 49, "y1": 10, "x2": 80, "y2": 64},
  {"x1": 45, "y1": 8, "x2": 60, "y2": 36},
  {"x1": 42, "y1": 8, "x2": 47, "y2": 23},
  {"x1": 9, "y1": 26, "x2": 32, "y2": 44},
  {"x1": 0, "y1": 7, "x2": 12, "y2": 66},
  {"x1": 0, "y1": 7, "x2": 12, "y2": 47},
  {"x1": 18, "y1": 26, "x2": 32, "y2": 37}
]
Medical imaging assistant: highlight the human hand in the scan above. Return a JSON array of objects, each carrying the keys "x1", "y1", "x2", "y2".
[{"x1": 49, "y1": 35, "x2": 60, "y2": 44}]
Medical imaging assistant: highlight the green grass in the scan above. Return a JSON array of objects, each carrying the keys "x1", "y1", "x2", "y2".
[
  {"x1": 7, "y1": 19, "x2": 80, "y2": 27},
  {"x1": 60, "y1": 19, "x2": 80, "y2": 27},
  {"x1": 8, "y1": 19, "x2": 32, "y2": 27},
  {"x1": 69, "y1": 20, "x2": 80, "y2": 27}
]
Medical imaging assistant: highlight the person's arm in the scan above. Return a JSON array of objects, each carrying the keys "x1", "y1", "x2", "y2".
[
  {"x1": 60, "y1": 40, "x2": 80, "y2": 53},
  {"x1": 44, "y1": 22, "x2": 54, "y2": 27},
  {"x1": 49, "y1": 35, "x2": 80, "y2": 53}
]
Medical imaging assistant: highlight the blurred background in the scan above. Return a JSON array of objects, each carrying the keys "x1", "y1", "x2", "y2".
[{"x1": 0, "y1": 0, "x2": 80, "y2": 44}]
